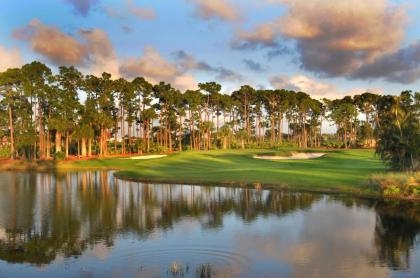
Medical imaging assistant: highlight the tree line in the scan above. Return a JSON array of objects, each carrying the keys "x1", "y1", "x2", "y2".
[{"x1": 0, "y1": 61, "x2": 418, "y2": 170}]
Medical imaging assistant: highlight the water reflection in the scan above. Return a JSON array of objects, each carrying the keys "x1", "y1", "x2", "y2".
[{"x1": 0, "y1": 171, "x2": 418, "y2": 277}]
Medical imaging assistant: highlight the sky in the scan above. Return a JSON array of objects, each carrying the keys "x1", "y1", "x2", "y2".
[{"x1": 1, "y1": 0, "x2": 420, "y2": 99}]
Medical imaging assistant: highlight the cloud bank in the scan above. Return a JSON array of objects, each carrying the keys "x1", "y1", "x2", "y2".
[
  {"x1": 234, "y1": 0, "x2": 419, "y2": 83},
  {"x1": 13, "y1": 19, "x2": 118, "y2": 76}
]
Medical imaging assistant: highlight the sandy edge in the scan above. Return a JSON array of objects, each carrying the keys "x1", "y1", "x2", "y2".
[
  {"x1": 254, "y1": 152, "x2": 327, "y2": 160},
  {"x1": 121, "y1": 155, "x2": 168, "y2": 160}
]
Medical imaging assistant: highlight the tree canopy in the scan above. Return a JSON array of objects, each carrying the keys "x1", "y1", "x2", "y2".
[{"x1": 0, "y1": 61, "x2": 418, "y2": 171}]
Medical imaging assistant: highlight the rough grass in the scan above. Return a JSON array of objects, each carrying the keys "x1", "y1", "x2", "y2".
[{"x1": 60, "y1": 149, "x2": 386, "y2": 194}]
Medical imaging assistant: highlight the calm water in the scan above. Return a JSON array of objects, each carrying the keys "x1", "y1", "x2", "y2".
[{"x1": 0, "y1": 171, "x2": 419, "y2": 278}]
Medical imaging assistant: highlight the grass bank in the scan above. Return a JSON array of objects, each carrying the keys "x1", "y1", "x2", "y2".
[{"x1": 58, "y1": 149, "x2": 387, "y2": 195}]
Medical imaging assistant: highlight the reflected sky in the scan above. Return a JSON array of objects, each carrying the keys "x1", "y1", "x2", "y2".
[{"x1": 0, "y1": 171, "x2": 419, "y2": 277}]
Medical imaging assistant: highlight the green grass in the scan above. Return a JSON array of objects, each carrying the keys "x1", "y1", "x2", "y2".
[{"x1": 60, "y1": 149, "x2": 386, "y2": 195}]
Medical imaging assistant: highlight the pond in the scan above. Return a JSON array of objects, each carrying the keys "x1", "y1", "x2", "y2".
[{"x1": 0, "y1": 171, "x2": 419, "y2": 278}]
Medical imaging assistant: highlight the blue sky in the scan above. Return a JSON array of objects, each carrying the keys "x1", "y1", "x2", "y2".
[{"x1": 1, "y1": 0, "x2": 420, "y2": 98}]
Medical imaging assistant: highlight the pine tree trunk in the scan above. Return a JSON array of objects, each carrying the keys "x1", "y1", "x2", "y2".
[
  {"x1": 189, "y1": 110, "x2": 193, "y2": 150},
  {"x1": 159, "y1": 114, "x2": 163, "y2": 147},
  {"x1": 271, "y1": 114, "x2": 275, "y2": 144},
  {"x1": 277, "y1": 113, "x2": 283, "y2": 144},
  {"x1": 121, "y1": 107, "x2": 125, "y2": 154},
  {"x1": 39, "y1": 107, "x2": 44, "y2": 159},
  {"x1": 56, "y1": 131, "x2": 62, "y2": 154},
  {"x1": 88, "y1": 138, "x2": 92, "y2": 157},
  {"x1": 8, "y1": 104, "x2": 15, "y2": 159},
  {"x1": 128, "y1": 124, "x2": 132, "y2": 154},
  {"x1": 147, "y1": 121, "x2": 150, "y2": 153},
  {"x1": 114, "y1": 122, "x2": 118, "y2": 154},
  {"x1": 65, "y1": 131, "x2": 69, "y2": 158},
  {"x1": 179, "y1": 115, "x2": 182, "y2": 151},
  {"x1": 100, "y1": 128, "x2": 104, "y2": 156},
  {"x1": 46, "y1": 131, "x2": 51, "y2": 159},
  {"x1": 168, "y1": 123, "x2": 172, "y2": 152},
  {"x1": 103, "y1": 128, "x2": 108, "y2": 156},
  {"x1": 81, "y1": 137, "x2": 87, "y2": 157},
  {"x1": 216, "y1": 114, "x2": 219, "y2": 133},
  {"x1": 344, "y1": 125, "x2": 348, "y2": 149},
  {"x1": 208, "y1": 130, "x2": 211, "y2": 150},
  {"x1": 142, "y1": 122, "x2": 146, "y2": 154},
  {"x1": 198, "y1": 115, "x2": 202, "y2": 150},
  {"x1": 278, "y1": 113, "x2": 283, "y2": 144}
]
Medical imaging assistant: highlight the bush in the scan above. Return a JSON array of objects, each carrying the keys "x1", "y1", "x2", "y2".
[
  {"x1": 240, "y1": 140, "x2": 296, "y2": 150},
  {"x1": 149, "y1": 143, "x2": 167, "y2": 154},
  {"x1": 322, "y1": 139, "x2": 344, "y2": 148},
  {"x1": 0, "y1": 145, "x2": 11, "y2": 159},
  {"x1": 54, "y1": 151, "x2": 66, "y2": 161},
  {"x1": 368, "y1": 172, "x2": 420, "y2": 198}
]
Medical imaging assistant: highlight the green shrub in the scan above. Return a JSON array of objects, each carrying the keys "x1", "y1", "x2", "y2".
[
  {"x1": 383, "y1": 185, "x2": 401, "y2": 195},
  {"x1": 322, "y1": 140, "x2": 344, "y2": 148},
  {"x1": 54, "y1": 151, "x2": 66, "y2": 161},
  {"x1": 0, "y1": 145, "x2": 11, "y2": 159},
  {"x1": 149, "y1": 144, "x2": 167, "y2": 154},
  {"x1": 368, "y1": 172, "x2": 420, "y2": 197},
  {"x1": 412, "y1": 186, "x2": 420, "y2": 195}
]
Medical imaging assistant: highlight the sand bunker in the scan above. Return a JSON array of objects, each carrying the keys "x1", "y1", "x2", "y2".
[
  {"x1": 254, "y1": 152, "x2": 326, "y2": 160},
  {"x1": 122, "y1": 155, "x2": 167, "y2": 160}
]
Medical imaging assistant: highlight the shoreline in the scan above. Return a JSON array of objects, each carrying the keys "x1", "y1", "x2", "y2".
[
  {"x1": 1, "y1": 150, "x2": 418, "y2": 202},
  {"x1": 112, "y1": 171, "x2": 420, "y2": 202},
  {"x1": 113, "y1": 171, "x2": 379, "y2": 197},
  {"x1": 2, "y1": 164, "x2": 418, "y2": 202}
]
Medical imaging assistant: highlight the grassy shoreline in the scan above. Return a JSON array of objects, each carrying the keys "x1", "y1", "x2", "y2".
[{"x1": 2, "y1": 149, "x2": 417, "y2": 200}]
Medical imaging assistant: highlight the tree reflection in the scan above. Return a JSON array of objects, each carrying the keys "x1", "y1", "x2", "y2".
[
  {"x1": 373, "y1": 201, "x2": 420, "y2": 270},
  {"x1": 0, "y1": 171, "x2": 321, "y2": 265},
  {"x1": 0, "y1": 171, "x2": 419, "y2": 271},
  {"x1": 328, "y1": 195, "x2": 420, "y2": 270}
]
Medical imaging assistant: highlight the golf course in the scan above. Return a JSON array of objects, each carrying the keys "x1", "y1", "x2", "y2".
[{"x1": 59, "y1": 148, "x2": 386, "y2": 195}]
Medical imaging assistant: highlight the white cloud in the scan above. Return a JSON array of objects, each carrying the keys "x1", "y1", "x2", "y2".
[
  {"x1": 187, "y1": 0, "x2": 240, "y2": 22},
  {"x1": 127, "y1": 0, "x2": 156, "y2": 20},
  {"x1": 119, "y1": 47, "x2": 197, "y2": 90}
]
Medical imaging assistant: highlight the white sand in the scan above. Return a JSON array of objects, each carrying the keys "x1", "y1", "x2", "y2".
[
  {"x1": 122, "y1": 155, "x2": 167, "y2": 160},
  {"x1": 253, "y1": 152, "x2": 326, "y2": 160}
]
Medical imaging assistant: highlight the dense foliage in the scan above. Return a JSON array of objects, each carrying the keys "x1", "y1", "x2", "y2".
[
  {"x1": 375, "y1": 91, "x2": 419, "y2": 171},
  {"x1": 0, "y1": 61, "x2": 418, "y2": 170}
]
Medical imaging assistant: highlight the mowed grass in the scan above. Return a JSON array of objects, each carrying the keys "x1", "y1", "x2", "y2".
[{"x1": 60, "y1": 149, "x2": 386, "y2": 194}]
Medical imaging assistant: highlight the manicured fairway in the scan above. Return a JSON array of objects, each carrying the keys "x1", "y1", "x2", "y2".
[{"x1": 61, "y1": 149, "x2": 385, "y2": 194}]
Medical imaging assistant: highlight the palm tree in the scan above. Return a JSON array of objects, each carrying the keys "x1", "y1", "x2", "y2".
[{"x1": 375, "y1": 91, "x2": 419, "y2": 171}]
